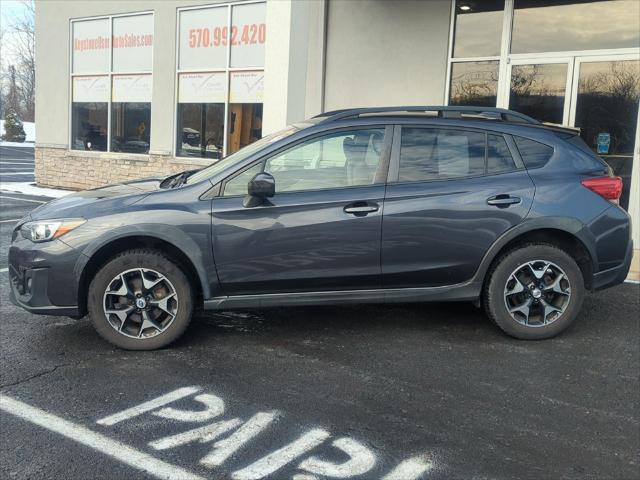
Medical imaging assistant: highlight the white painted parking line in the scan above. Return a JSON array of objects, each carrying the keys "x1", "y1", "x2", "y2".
[
  {"x1": 0, "y1": 267, "x2": 8, "y2": 273},
  {"x1": 0, "y1": 162, "x2": 34, "y2": 165},
  {"x1": 232, "y1": 429, "x2": 331, "y2": 480},
  {"x1": 200, "y1": 411, "x2": 279, "y2": 468},
  {"x1": 0, "y1": 394, "x2": 205, "y2": 480},
  {"x1": 382, "y1": 455, "x2": 433, "y2": 480},
  {"x1": 150, "y1": 418, "x2": 244, "y2": 450},
  {"x1": 299, "y1": 437, "x2": 377, "y2": 478},
  {"x1": 0, "y1": 195, "x2": 46, "y2": 204},
  {"x1": 98, "y1": 386, "x2": 434, "y2": 479},
  {"x1": 96, "y1": 386, "x2": 201, "y2": 425},
  {"x1": 0, "y1": 218, "x2": 20, "y2": 223},
  {"x1": 0, "y1": 172, "x2": 34, "y2": 175}
]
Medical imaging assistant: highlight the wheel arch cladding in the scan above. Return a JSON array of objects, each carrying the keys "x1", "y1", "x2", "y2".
[
  {"x1": 76, "y1": 235, "x2": 206, "y2": 316},
  {"x1": 480, "y1": 227, "x2": 594, "y2": 291}
]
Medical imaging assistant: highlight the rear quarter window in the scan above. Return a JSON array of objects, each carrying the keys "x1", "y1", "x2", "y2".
[{"x1": 513, "y1": 136, "x2": 554, "y2": 169}]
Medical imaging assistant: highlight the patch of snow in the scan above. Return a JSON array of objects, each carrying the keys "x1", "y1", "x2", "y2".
[
  {"x1": 0, "y1": 140, "x2": 34, "y2": 147},
  {"x1": 0, "y1": 182, "x2": 72, "y2": 198},
  {"x1": 0, "y1": 119, "x2": 35, "y2": 142}
]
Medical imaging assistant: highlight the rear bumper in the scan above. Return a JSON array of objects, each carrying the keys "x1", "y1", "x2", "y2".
[{"x1": 592, "y1": 239, "x2": 633, "y2": 291}]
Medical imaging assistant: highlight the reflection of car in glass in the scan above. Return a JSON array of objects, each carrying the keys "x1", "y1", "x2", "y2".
[
  {"x1": 181, "y1": 128, "x2": 221, "y2": 159},
  {"x1": 111, "y1": 138, "x2": 150, "y2": 154},
  {"x1": 9, "y1": 106, "x2": 632, "y2": 350},
  {"x1": 182, "y1": 127, "x2": 200, "y2": 146},
  {"x1": 83, "y1": 127, "x2": 107, "y2": 151}
]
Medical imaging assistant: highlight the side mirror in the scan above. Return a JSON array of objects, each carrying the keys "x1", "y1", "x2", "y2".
[
  {"x1": 248, "y1": 172, "x2": 275, "y2": 198},
  {"x1": 244, "y1": 172, "x2": 275, "y2": 207}
]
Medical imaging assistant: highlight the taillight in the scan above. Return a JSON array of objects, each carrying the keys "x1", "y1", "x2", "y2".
[{"x1": 581, "y1": 176, "x2": 623, "y2": 203}]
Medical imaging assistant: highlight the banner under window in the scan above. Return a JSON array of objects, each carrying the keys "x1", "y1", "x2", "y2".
[
  {"x1": 229, "y1": 71, "x2": 264, "y2": 103},
  {"x1": 178, "y1": 72, "x2": 226, "y2": 103},
  {"x1": 72, "y1": 18, "x2": 110, "y2": 74},
  {"x1": 72, "y1": 75, "x2": 109, "y2": 102},
  {"x1": 112, "y1": 74, "x2": 153, "y2": 103}
]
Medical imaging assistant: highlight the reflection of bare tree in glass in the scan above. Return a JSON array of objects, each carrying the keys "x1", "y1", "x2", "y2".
[
  {"x1": 509, "y1": 64, "x2": 565, "y2": 123},
  {"x1": 576, "y1": 60, "x2": 640, "y2": 211},
  {"x1": 450, "y1": 64, "x2": 499, "y2": 107},
  {"x1": 576, "y1": 61, "x2": 640, "y2": 155}
]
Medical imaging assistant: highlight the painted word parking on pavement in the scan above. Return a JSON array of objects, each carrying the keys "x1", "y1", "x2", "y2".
[{"x1": 1, "y1": 387, "x2": 433, "y2": 480}]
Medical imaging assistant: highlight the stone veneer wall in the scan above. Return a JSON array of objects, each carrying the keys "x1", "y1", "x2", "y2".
[{"x1": 35, "y1": 146, "x2": 210, "y2": 191}]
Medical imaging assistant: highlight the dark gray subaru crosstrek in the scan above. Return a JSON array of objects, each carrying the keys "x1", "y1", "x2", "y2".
[{"x1": 9, "y1": 106, "x2": 633, "y2": 350}]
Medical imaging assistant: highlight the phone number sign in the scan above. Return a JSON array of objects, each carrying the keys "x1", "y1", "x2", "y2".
[{"x1": 179, "y1": 3, "x2": 266, "y2": 70}]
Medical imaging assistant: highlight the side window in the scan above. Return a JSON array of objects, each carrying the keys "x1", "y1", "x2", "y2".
[
  {"x1": 399, "y1": 128, "x2": 485, "y2": 182},
  {"x1": 223, "y1": 162, "x2": 262, "y2": 196},
  {"x1": 264, "y1": 129, "x2": 385, "y2": 193},
  {"x1": 513, "y1": 136, "x2": 554, "y2": 169},
  {"x1": 487, "y1": 134, "x2": 517, "y2": 173}
]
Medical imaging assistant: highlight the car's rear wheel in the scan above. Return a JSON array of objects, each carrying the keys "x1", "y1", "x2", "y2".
[
  {"x1": 88, "y1": 249, "x2": 193, "y2": 350},
  {"x1": 483, "y1": 243, "x2": 585, "y2": 339}
]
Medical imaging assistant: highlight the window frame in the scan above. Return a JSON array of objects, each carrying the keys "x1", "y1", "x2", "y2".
[
  {"x1": 444, "y1": 0, "x2": 640, "y2": 108},
  {"x1": 174, "y1": 1, "x2": 267, "y2": 160},
  {"x1": 387, "y1": 124, "x2": 524, "y2": 185},
  {"x1": 69, "y1": 11, "x2": 154, "y2": 155},
  {"x1": 218, "y1": 125, "x2": 394, "y2": 197}
]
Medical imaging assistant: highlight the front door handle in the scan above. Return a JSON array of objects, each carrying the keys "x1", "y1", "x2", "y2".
[
  {"x1": 487, "y1": 195, "x2": 521, "y2": 207},
  {"x1": 344, "y1": 202, "x2": 379, "y2": 216}
]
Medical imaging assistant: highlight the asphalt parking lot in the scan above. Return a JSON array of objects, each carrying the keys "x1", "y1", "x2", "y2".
[
  {"x1": 0, "y1": 145, "x2": 35, "y2": 183},
  {"x1": 0, "y1": 190, "x2": 639, "y2": 480}
]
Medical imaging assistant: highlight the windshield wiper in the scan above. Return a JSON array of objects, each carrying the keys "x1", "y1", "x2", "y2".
[{"x1": 160, "y1": 170, "x2": 198, "y2": 189}]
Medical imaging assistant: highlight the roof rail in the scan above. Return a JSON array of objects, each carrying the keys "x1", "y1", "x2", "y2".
[{"x1": 313, "y1": 106, "x2": 541, "y2": 125}]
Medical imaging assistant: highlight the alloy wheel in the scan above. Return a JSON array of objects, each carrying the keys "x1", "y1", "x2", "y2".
[
  {"x1": 503, "y1": 259, "x2": 571, "y2": 327},
  {"x1": 103, "y1": 268, "x2": 178, "y2": 339}
]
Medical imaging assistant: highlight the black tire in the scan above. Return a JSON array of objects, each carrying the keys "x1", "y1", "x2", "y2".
[
  {"x1": 88, "y1": 249, "x2": 194, "y2": 350},
  {"x1": 483, "y1": 243, "x2": 585, "y2": 340}
]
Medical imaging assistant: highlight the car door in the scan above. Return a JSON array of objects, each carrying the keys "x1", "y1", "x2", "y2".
[
  {"x1": 210, "y1": 126, "x2": 392, "y2": 296},
  {"x1": 381, "y1": 125, "x2": 535, "y2": 287}
]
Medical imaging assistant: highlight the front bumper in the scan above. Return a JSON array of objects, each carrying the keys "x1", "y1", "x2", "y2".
[
  {"x1": 592, "y1": 239, "x2": 634, "y2": 291},
  {"x1": 8, "y1": 234, "x2": 82, "y2": 317}
]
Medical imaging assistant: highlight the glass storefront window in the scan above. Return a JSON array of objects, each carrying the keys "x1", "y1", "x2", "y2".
[
  {"x1": 509, "y1": 63, "x2": 568, "y2": 124},
  {"x1": 71, "y1": 103, "x2": 108, "y2": 151},
  {"x1": 453, "y1": 0, "x2": 505, "y2": 58},
  {"x1": 176, "y1": 3, "x2": 266, "y2": 159},
  {"x1": 227, "y1": 104, "x2": 263, "y2": 155},
  {"x1": 230, "y1": 2, "x2": 267, "y2": 67},
  {"x1": 176, "y1": 104, "x2": 225, "y2": 159},
  {"x1": 512, "y1": 0, "x2": 640, "y2": 54},
  {"x1": 70, "y1": 13, "x2": 153, "y2": 153},
  {"x1": 575, "y1": 60, "x2": 640, "y2": 209},
  {"x1": 110, "y1": 103, "x2": 151, "y2": 154},
  {"x1": 449, "y1": 61, "x2": 499, "y2": 107}
]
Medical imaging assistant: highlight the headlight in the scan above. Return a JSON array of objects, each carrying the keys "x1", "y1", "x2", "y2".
[{"x1": 21, "y1": 219, "x2": 86, "y2": 243}]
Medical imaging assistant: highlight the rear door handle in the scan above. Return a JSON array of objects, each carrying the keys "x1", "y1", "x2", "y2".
[
  {"x1": 344, "y1": 202, "x2": 379, "y2": 216},
  {"x1": 487, "y1": 195, "x2": 521, "y2": 207}
]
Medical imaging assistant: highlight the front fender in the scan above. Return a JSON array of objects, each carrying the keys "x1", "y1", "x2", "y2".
[{"x1": 72, "y1": 222, "x2": 216, "y2": 300}]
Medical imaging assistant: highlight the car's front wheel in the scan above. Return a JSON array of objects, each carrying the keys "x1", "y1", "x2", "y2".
[
  {"x1": 87, "y1": 249, "x2": 193, "y2": 350},
  {"x1": 483, "y1": 243, "x2": 585, "y2": 340}
]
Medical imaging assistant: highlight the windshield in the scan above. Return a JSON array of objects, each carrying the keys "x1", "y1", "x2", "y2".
[{"x1": 185, "y1": 125, "x2": 304, "y2": 185}]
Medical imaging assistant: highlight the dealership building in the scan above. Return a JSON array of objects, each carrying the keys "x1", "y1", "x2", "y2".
[{"x1": 35, "y1": 0, "x2": 640, "y2": 278}]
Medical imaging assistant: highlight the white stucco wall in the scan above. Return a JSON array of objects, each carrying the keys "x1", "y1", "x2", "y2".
[{"x1": 322, "y1": 0, "x2": 452, "y2": 110}]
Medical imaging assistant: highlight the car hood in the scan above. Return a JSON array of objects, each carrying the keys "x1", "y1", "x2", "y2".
[{"x1": 28, "y1": 177, "x2": 164, "y2": 221}]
